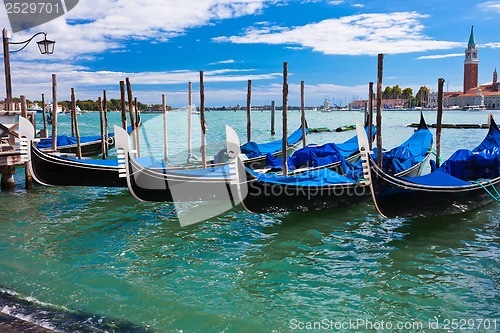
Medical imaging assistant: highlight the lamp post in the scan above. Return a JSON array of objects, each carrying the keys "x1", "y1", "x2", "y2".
[{"x1": 2, "y1": 28, "x2": 55, "y2": 111}]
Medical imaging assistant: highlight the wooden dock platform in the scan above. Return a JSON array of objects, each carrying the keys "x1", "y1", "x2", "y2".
[{"x1": 0, "y1": 110, "x2": 36, "y2": 189}]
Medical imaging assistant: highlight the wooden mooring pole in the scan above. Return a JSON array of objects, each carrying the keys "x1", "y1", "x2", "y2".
[
  {"x1": 271, "y1": 100, "x2": 276, "y2": 135},
  {"x1": 103, "y1": 90, "x2": 109, "y2": 158},
  {"x1": 368, "y1": 82, "x2": 374, "y2": 150},
  {"x1": 51, "y1": 74, "x2": 58, "y2": 151},
  {"x1": 70, "y1": 95, "x2": 75, "y2": 137},
  {"x1": 162, "y1": 94, "x2": 168, "y2": 162},
  {"x1": 282, "y1": 62, "x2": 289, "y2": 175},
  {"x1": 126, "y1": 78, "x2": 139, "y2": 154},
  {"x1": 120, "y1": 81, "x2": 127, "y2": 130},
  {"x1": 199, "y1": 71, "x2": 207, "y2": 168},
  {"x1": 376, "y1": 54, "x2": 384, "y2": 168},
  {"x1": 98, "y1": 96, "x2": 105, "y2": 159},
  {"x1": 436, "y1": 78, "x2": 445, "y2": 168},
  {"x1": 134, "y1": 97, "x2": 139, "y2": 126},
  {"x1": 301, "y1": 80, "x2": 306, "y2": 148},
  {"x1": 71, "y1": 88, "x2": 82, "y2": 159},
  {"x1": 187, "y1": 82, "x2": 193, "y2": 161},
  {"x1": 247, "y1": 79, "x2": 252, "y2": 143},
  {"x1": 1, "y1": 165, "x2": 15, "y2": 190},
  {"x1": 41, "y1": 93, "x2": 47, "y2": 138}
]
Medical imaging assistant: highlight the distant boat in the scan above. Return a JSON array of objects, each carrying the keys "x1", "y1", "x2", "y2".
[
  {"x1": 463, "y1": 105, "x2": 486, "y2": 111},
  {"x1": 64, "y1": 105, "x2": 82, "y2": 115},
  {"x1": 46, "y1": 103, "x2": 63, "y2": 113},
  {"x1": 28, "y1": 103, "x2": 43, "y2": 113}
]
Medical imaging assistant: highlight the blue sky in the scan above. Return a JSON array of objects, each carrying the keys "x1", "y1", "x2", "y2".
[{"x1": 1, "y1": 0, "x2": 499, "y2": 107}]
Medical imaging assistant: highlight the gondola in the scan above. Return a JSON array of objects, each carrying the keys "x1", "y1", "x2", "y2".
[
  {"x1": 262, "y1": 124, "x2": 376, "y2": 175},
  {"x1": 115, "y1": 121, "x2": 364, "y2": 202},
  {"x1": 21, "y1": 113, "x2": 141, "y2": 187},
  {"x1": 36, "y1": 113, "x2": 142, "y2": 157},
  {"x1": 357, "y1": 114, "x2": 500, "y2": 218},
  {"x1": 19, "y1": 117, "x2": 127, "y2": 187},
  {"x1": 214, "y1": 123, "x2": 308, "y2": 169},
  {"x1": 115, "y1": 125, "x2": 245, "y2": 204},
  {"x1": 237, "y1": 114, "x2": 433, "y2": 213}
]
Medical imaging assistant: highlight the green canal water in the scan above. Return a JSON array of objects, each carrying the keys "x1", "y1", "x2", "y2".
[{"x1": 0, "y1": 110, "x2": 498, "y2": 332}]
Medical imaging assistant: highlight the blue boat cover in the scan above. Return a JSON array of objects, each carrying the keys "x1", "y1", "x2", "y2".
[
  {"x1": 62, "y1": 156, "x2": 120, "y2": 167},
  {"x1": 402, "y1": 169, "x2": 470, "y2": 186},
  {"x1": 134, "y1": 156, "x2": 232, "y2": 179},
  {"x1": 400, "y1": 125, "x2": 500, "y2": 186},
  {"x1": 37, "y1": 125, "x2": 133, "y2": 149},
  {"x1": 372, "y1": 127, "x2": 433, "y2": 174},
  {"x1": 248, "y1": 167, "x2": 357, "y2": 186},
  {"x1": 37, "y1": 135, "x2": 102, "y2": 149},
  {"x1": 241, "y1": 126, "x2": 308, "y2": 158},
  {"x1": 473, "y1": 122, "x2": 500, "y2": 153},
  {"x1": 439, "y1": 148, "x2": 500, "y2": 181},
  {"x1": 265, "y1": 126, "x2": 376, "y2": 171}
]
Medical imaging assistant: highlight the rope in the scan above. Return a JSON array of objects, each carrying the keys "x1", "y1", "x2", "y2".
[
  {"x1": 428, "y1": 148, "x2": 443, "y2": 163},
  {"x1": 478, "y1": 178, "x2": 500, "y2": 198},
  {"x1": 469, "y1": 179, "x2": 500, "y2": 202}
]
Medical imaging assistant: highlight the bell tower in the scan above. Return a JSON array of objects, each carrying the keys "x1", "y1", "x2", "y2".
[
  {"x1": 464, "y1": 26, "x2": 478, "y2": 93},
  {"x1": 494, "y1": 68, "x2": 498, "y2": 92}
]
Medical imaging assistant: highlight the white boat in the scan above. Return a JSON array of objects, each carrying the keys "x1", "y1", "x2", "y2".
[
  {"x1": 463, "y1": 105, "x2": 486, "y2": 111},
  {"x1": 46, "y1": 103, "x2": 64, "y2": 113},
  {"x1": 28, "y1": 103, "x2": 43, "y2": 113}
]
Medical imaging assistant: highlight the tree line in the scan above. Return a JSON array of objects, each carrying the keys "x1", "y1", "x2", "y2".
[
  {"x1": 11, "y1": 97, "x2": 149, "y2": 111},
  {"x1": 382, "y1": 85, "x2": 431, "y2": 107}
]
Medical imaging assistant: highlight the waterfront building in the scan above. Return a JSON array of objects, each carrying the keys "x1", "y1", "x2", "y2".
[{"x1": 428, "y1": 26, "x2": 500, "y2": 110}]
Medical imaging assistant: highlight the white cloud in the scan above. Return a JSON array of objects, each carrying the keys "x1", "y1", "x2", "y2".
[
  {"x1": 4, "y1": 61, "x2": 282, "y2": 103},
  {"x1": 416, "y1": 53, "x2": 463, "y2": 60},
  {"x1": 209, "y1": 59, "x2": 237, "y2": 65},
  {"x1": 328, "y1": 1, "x2": 344, "y2": 5},
  {"x1": 483, "y1": 42, "x2": 500, "y2": 48},
  {"x1": 213, "y1": 12, "x2": 463, "y2": 55},
  {"x1": 478, "y1": 1, "x2": 500, "y2": 13},
  {"x1": 2, "y1": 0, "x2": 279, "y2": 61}
]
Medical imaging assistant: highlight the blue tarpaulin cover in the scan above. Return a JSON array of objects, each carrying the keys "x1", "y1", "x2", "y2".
[
  {"x1": 255, "y1": 124, "x2": 433, "y2": 186},
  {"x1": 372, "y1": 126, "x2": 433, "y2": 174},
  {"x1": 37, "y1": 135, "x2": 102, "y2": 149},
  {"x1": 37, "y1": 125, "x2": 133, "y2": 149},
  {"x1": 265, "y1": 126, "x2": 376, "y2": 171},
  {"x1": 248, "y1": 167, "x2": 356, "y2": 186},
  {"x1": 240, "y1": 126, "x2": 308, "y2": 158},
  {"x1": 401, "y1": 123, "x2": 500, "y2": 186}
]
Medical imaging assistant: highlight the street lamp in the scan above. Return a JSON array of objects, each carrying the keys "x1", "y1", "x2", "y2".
[{"x1": 2, "y1": 28, "x2": 55, "y2": 111}]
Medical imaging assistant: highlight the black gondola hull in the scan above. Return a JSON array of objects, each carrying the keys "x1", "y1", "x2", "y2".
[
  {"x1": 241, "y1": 170, "x2": 369, "y2": 213},
  {"x1": 127, "y1": 155, "x2": 240, "y2": 202},
  {"x1": 240, "y1": 154, "x2": 428, "y2": 214},
  {"x1": 369, "y1": 162, "x2": 500, "y2": 218},
  {"x1": 30, "y1": 142, "x2": 126, "y2": 187},
  {"x1": 365, "y1": 114, "x2": 500, "y2": 218}
]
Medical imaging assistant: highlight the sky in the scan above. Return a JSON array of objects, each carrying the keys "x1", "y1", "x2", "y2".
[{"x1": 1, "y1": 0, "x2": 499, "y2": 107}]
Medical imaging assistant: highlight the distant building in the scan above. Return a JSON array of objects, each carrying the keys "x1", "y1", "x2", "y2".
[
  {"x1": 349, "y1": 98, "x2": 406, "y2": 110},
  {"x1": 428, "y1": 26, "x2": 500, "y2": 109}
]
